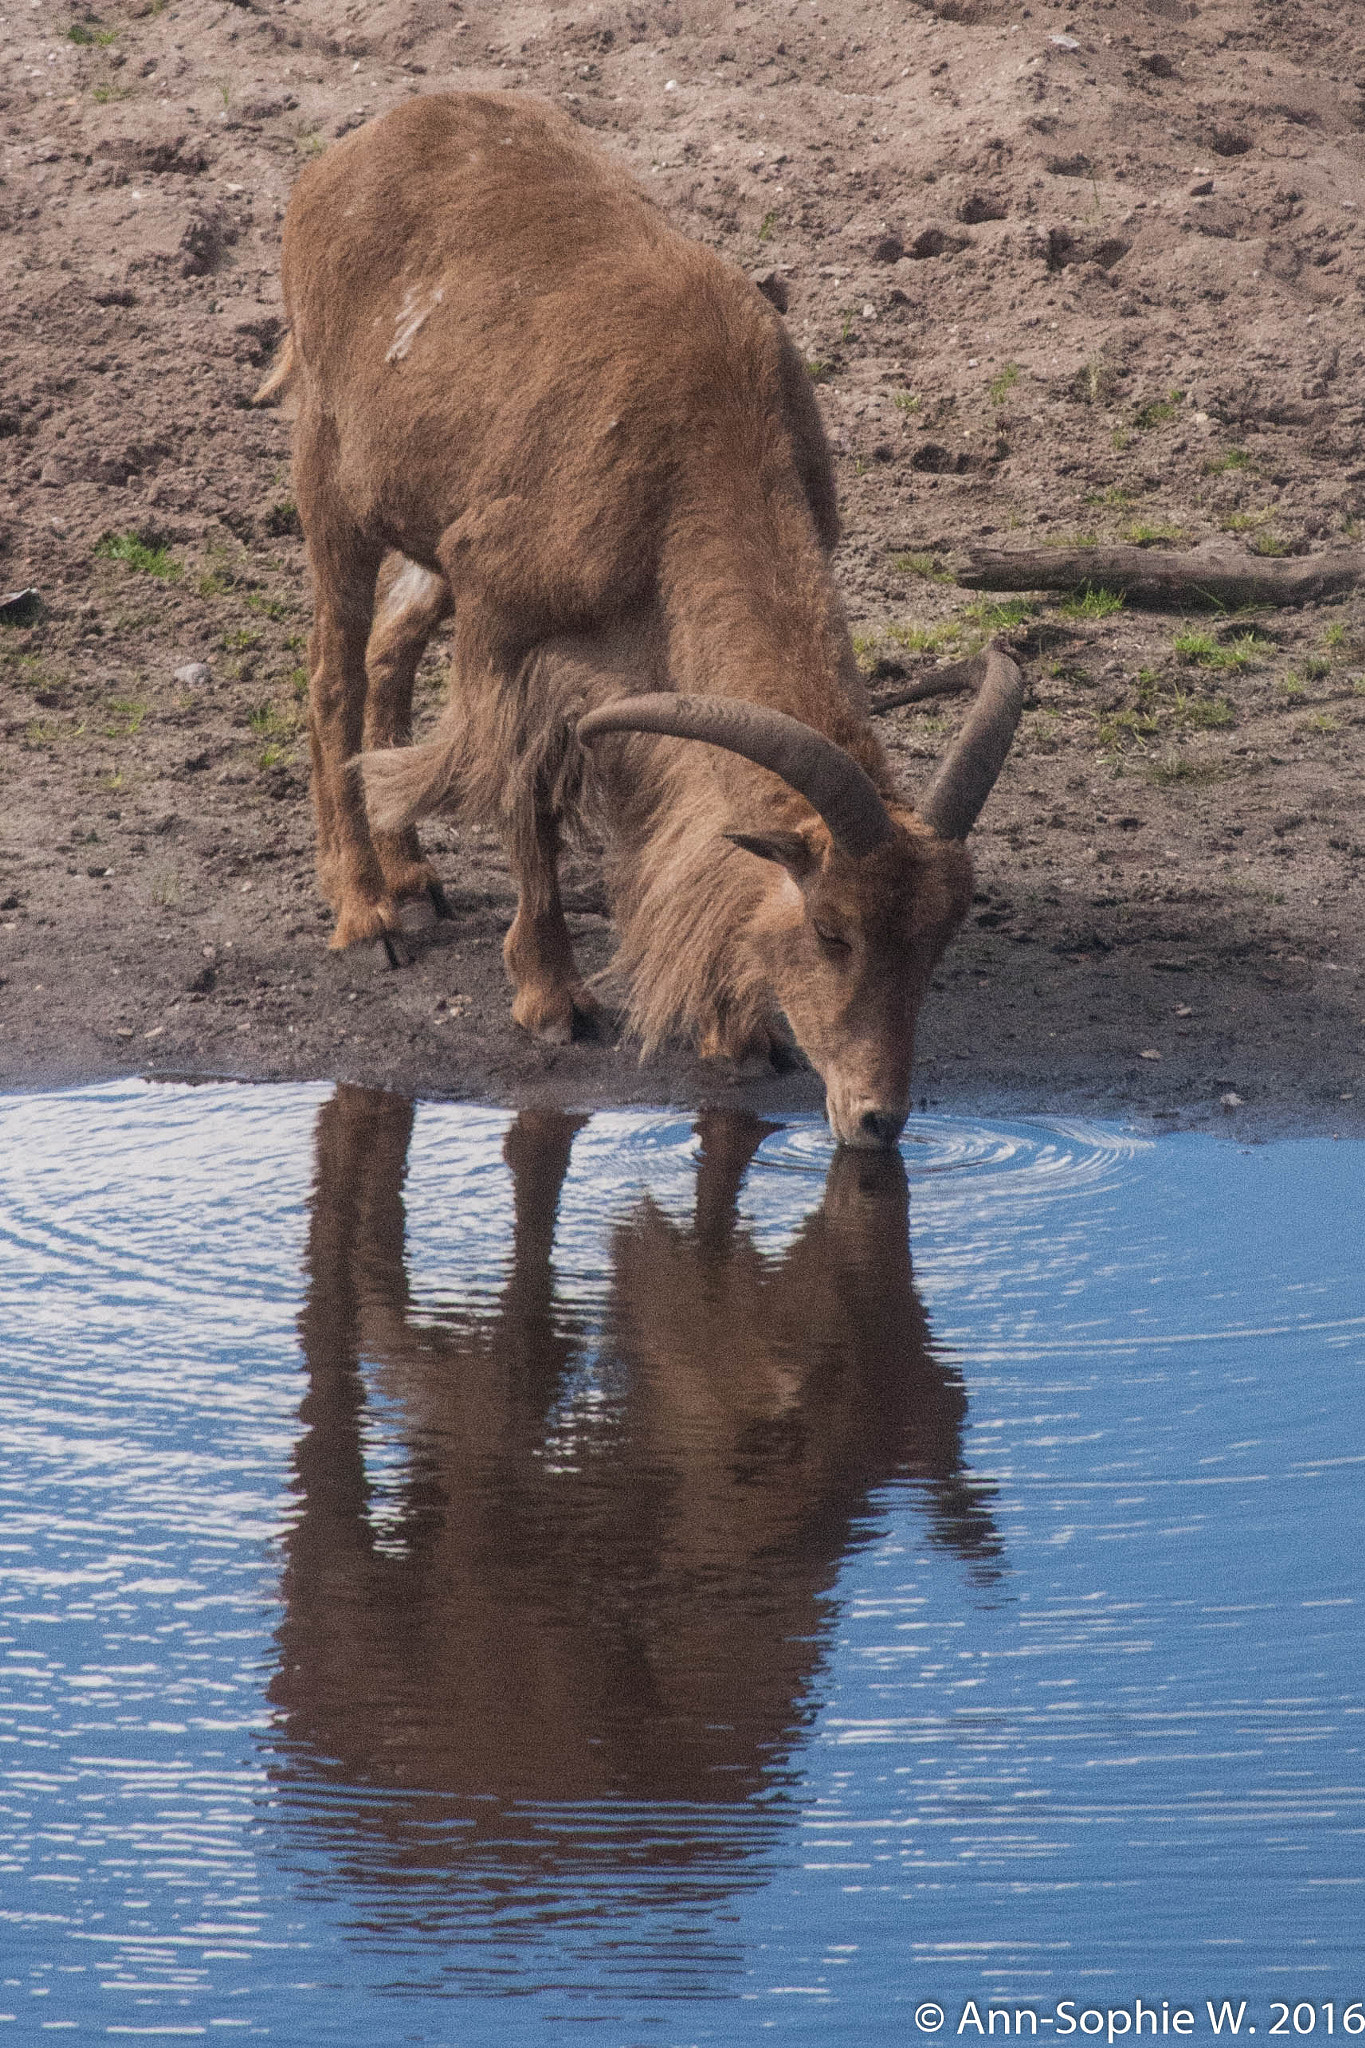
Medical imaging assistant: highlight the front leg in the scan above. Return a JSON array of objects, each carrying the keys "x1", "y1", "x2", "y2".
[
  {"x1": 309, "y1": 604, "x2": 400, "y2": 949},
  {"x1": 503, "y1": 791, "x2": 607, "y2": 1045},
  {"x1": 693, "y1": 998, "x2": 803, "y2": 1072}
]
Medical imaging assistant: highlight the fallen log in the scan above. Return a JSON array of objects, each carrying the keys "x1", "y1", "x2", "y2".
[
  {"x1": 957, "y1": 544, "x2": 1365, "y2": 608},
  {"x1": 866, "y1": 646, "x2": 1028, "y2": 716},
  {"x1": 868, "y1": 654, "x2": 982, "y2": 714}
]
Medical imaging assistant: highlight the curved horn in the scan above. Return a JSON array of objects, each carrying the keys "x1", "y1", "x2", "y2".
[
  {"x1": 916, "y1": 644, "x2": 1025, "y2": 841},
  {"x1": 577, "y1": 693, "x2": 896, "y2": 859}
]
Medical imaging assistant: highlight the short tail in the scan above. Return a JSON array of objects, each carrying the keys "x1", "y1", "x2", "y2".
[
  {"x1": 355, "y1": 719, "x2": 466, "y2": 833},
  {"x1": 252, "y1": 331, "x2": 296, "y2": 407}
]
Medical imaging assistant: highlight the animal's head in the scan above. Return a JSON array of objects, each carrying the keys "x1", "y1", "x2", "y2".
[{"x1": 577, "y1": 650, "x2": 1023, "y2": 1148}]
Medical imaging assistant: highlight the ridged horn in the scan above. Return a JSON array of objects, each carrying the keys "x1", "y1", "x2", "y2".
[
  {"x1": 576, "y1": 693, "x2": 896, "y2": 859},
  {"x1": 916, "y1": 644, "x2": 1025, "y2": 841}
]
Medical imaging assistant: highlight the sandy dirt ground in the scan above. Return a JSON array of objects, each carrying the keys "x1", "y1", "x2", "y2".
[{"x1": 3, "y1": 0, "x2": 1365, "y2": 1132}]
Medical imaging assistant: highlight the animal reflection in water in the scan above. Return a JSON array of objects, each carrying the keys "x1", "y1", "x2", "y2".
[{"x1": 269, "y1": 1086, "x2": 1002, "y2": 1878}]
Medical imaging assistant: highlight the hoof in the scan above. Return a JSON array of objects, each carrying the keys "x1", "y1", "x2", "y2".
[
  {"x1": 428, "y1": 879, "x2": 454, "y2": 920},
  {"x1": 696, "y1": 1022, "x2": 801, "y2": 1072},
  {"x1": 511, "y1": 984, "x2": 610, "y2": 1045},
  {"x1": 329, "y1": 896, "x2": 401, "y2": 951},
  {"x1": 568, "y1": 995, "x2": 614, "y2": 1044},
  {"x1": 379, "y1": 929, "x2": 413, "y2": 970}
]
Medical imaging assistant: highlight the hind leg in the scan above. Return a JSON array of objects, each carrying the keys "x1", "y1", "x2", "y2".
[
  {"x1": 295, "y1": 408, "x2": 395, "y2": 949},
  {"x1": 364, "y1": 556, "x2": 455, "y2": 907}
]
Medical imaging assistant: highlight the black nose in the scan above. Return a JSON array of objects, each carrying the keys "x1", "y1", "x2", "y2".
[{"x1": 859, "y1": 1109, "x2": 902, "y2": 1148}]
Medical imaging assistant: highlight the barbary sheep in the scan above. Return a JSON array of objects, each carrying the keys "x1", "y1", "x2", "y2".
[{"x1": 259, "y1": 90, "x2": 1023, "y2": 1147}]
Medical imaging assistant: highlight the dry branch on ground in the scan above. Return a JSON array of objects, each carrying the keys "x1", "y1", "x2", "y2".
[{"x1": 957, "y1": 547, "x2": 1365, "y2": 610}]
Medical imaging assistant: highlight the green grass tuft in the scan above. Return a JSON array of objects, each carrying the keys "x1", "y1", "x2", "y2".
[
  {"x1": 962, "y1": 596, "x2": 1039, "y2": 632},
  {"x1": 1122, "y1": 519, "x2": 1185, "y2": 546},
  {"x1": 1145, "y1": 754, "x2": 1224, "y2": 786},
  {"x1": 95, "y1": 531, "x2": 180, "y2": 579},
  {"x1": 1058, "y1": 586, "x2": 1125, "y2": 621},
  {"x1": 892, "y1": 551, "x2": 953, "y2": 582},
  {"x1": 885, "y1": 621, "x2": 964, "y2": 656},
  {"x1": 1221, "y1": 507, "x2": 1274, "y2": 533},
  {"x1": 103, "y1": 697, "x2": 146, "y2": 739},
  {"x1": 1173, "y1": 628, "x2": 1270, "y2": 673},
  {"x1": 1132, "y1": 389, "x2": 1185, "y2": 430},
  {"x1": 1169, "y1": 690, "x2": 1235, "y2": 730},
  {"x1": 1083, "y1": 484, "x2": 1137, "y2": 509}
]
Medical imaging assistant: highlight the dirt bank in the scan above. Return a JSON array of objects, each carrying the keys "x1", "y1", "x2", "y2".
[{"x1": 2, "y1": 0, "x2": 1363, "y2": 1132}]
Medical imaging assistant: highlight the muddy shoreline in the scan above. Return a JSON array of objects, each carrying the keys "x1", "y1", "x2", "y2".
[{"x1": 5, "y1": 843, "x2": 1361, "y2": 1140}]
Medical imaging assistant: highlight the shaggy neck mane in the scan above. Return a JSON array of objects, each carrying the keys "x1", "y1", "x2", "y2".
[
  {"x1": 600, "y1": 451, "x2": 895, "y2": 1060},
  {"x1": 603, "y1": 776, "x2": 777, "y2": 1058}
]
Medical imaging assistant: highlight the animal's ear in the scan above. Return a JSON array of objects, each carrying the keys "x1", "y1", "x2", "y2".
[{"x1": 724, "y1": 830, "x2": 820, "y2": 880}]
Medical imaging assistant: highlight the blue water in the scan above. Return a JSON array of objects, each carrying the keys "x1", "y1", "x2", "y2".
[{"x1": 1, "y1": 1081, "x2": 1362, "y2": 2042}]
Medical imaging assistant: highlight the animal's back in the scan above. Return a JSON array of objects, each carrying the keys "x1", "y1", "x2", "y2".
[{"x1": 280, "y1": 93, "x2": 837, "y2": 596}]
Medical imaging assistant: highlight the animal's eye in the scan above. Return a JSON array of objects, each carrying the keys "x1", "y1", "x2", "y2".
[{"x1": 813, "y1": 923, "x2": 851, "y2": 954}]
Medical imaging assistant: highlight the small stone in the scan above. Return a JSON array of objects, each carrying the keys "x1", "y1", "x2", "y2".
[
  {"x1": 1175, "y1": 1005, "x2": 1193, "y2": 1018},
  {"x1": 115, "y1": 1027, "x2": 135, "y2": 1041},
  {"x1": 1140, "y1": 1048, "x2": 1162, "y2": 1060},
  {"x1": 0, "y1": 588, "x2": 41, "y2": 625},
  {"x1": 1050, "y1": 33, "x2": 1080, "y2": 50},
  {"x1": 174, "y1": 662, "x2": 212, "y2": 687},
  {"x1": 1189, "y1": 177, "x2": 1214, "y2": 197},
  {"x1": 1219, "y1": 1090, "x2": 1244, "y2": 1109}
]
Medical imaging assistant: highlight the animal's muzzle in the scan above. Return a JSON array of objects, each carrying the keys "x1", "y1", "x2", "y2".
[{"x1": 826, "y1": 1095, "x2": 909, "y2": 1151}]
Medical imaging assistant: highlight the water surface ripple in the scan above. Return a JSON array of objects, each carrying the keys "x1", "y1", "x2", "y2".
[{"x1": 1, "y1": 1081, "x2": 1361, "y2": 2041}]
